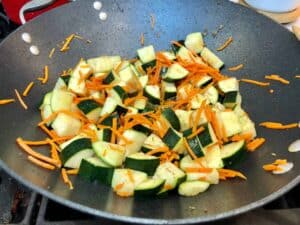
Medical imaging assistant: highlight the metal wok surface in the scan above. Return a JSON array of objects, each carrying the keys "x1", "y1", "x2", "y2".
[{"x1": 0, "y1": 0, "x2": 299, "y2": 224}]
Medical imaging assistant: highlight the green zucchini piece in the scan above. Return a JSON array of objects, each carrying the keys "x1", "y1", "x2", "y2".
[
  {"x1": 92, "y1": 141, "x2": 126, "y2": 167},
  {"x1": 162, "y1": 63, "x2": 189, "y2": 82},
  {"x1": 134, "y1": 178, "x2": 165, "y2": 197},
  {"x1": 137, "y1": 45, "x2": 156, "y2": 64},
  {"x1": 61, "y1": 138, "x2": 93, "y2": 168},
  {"x1": 78, "y1": 157, "x2": 114, "y2": 185},
  {"x1": 154, "y1": 162, "x2": 186, "y2": 191},
  {"x1": 221, "y1": 140, "x2": 246, "y2": 167},
  {"x1": 223, "y1": 91, "x2": 239, "y2": 109},
  {"x1": 184, "y1": 32, "x2": 204, "y2": 54},
  {"x1": 162, "y1": 108, "x2": 181, "y2": 131},
  {"x1": 201, "y1": 47, "x2": 224, "y2": 70},
  {"x1": 125, "y1": 152, "x2": 160, "y2": 176},
  {"x1": 144, "y1": 85, "x2": 161, "y2": 105},
  {"x1": 178, "y1": 181, "x2": 210, "y2": 196}
]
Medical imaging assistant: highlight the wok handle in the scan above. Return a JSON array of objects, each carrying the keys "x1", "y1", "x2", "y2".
[{"x1": 19, "y1": 0, "x2": 57, "y2": 24}]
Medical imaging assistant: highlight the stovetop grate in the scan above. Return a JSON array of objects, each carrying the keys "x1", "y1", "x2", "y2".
[{"x1": 1, "y1": 169, "x2": 300, "y2": 225}]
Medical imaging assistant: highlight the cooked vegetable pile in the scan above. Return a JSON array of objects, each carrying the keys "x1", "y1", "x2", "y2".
[{"x1": 36, "y1": 32, "x2": 258, "y2": 197}]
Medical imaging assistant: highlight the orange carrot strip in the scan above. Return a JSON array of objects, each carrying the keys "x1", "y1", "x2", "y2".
[
  {"x1": 274, "y1": 159, "x2": 287, "y2": 165},
  {"x1": 66, "y1": 169, "x2": 79, "y2": 175},
  {"x1": 185, "y1": 167, "x2": 213, "y2": 173},
  {"x1": 27, "y1": 156, "x2": 55, "y2": 170},
  {"x1": 60, "y1": 34, "x2": 75, "y2": 52},
  {"x1": 187, "y1": 126, "x2": 204, "y2": 139},
  {"x1": 140, "y1": 32, "x2": 145, "y2": 46},
  {"x1": 218, "y1": 168, "x2": 247, "y2": 180},
  {"x1": 115, "y1": 182, "x2": 124, "y2": 191},
  {"x1": 127, "y1": 170, "x2": 135, "y2": 183},
  {"x1": 259, "y1": 122, "x2": 298, "y2": 130},
  {"x1": 146, "y1": 146, "x2": 169, "y2": 155},
  {"x1": 0, "y1": 99, "x2": 15, "y2": 105},
  {"x1": 295, "y1": 75, "x2": 300, "y2": 78},
  {"x1": 263, "y1": 164, "x2": 278, "y2": 171},
  {"x1": 183, "y1": 138, "x2": 198, "y2": 160},
  {"x1": 22, "y1": 82, "x2": 34, "y2": 96},
  {"x1": 111, "y1": 118, "x2": 117, "y2": 144},
  {"x1": 231, "y1": 133, "x2": 253, "y2": 142},
  {"x1": 22, "y1": 139, "x2": 49, "y2": 146},
  {"x1": 246, "y1": 138, "x2": 266, "y2": 152},
  {"x1": 240, "y1": 79, "x2": 270, "y2": 87},
  {"x1": 150, "y1": 14, "x2": 155, "y2": 29},
  {"x1": 14, "y1": 89, "x2": 28, "y2": 110},
  {"x1": 41, "y1": 66, "x2": 49, "y2": 84},
  {"x1": 265, "y1": 74, "x2": 290, "y2": 85},
  {"x1": 217, "y1": 36, "x2": 233, "y2": 51},
  {"x1": 61, "y1": 168, "x2": 74, "y2": 190},
  {"x1": 228, "y1": 64, "x2": 244, "y2": 71},
  {"x1": 39, "y1": 124, "x2": 58, "y2": 140},
  {"x1": 16, "y1": 138, "x2": 59, "y2": 166},
  {"x1": 49, "y1": 48, "x2": 56, "y2": 59}
]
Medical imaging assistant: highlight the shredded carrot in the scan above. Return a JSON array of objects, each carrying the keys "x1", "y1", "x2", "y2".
[
  {"x1": 240, "y1": 78, "x2": 270, "y2": 87},
  {"x1": 60, "y1": 34, "x2": 76, "y2": 52},
  {"x1": 218, "y1": 168, "x2": 247, "y2": 180},
  {"x1": 115, "y1": 183, "x2": 124, "y2": 191},
  {"x1": 259, "y1": 122, "x2": 298, "y2": 130},
  {"x1": 38, "y1": 112, "x2": 58, "y2": 126},
  {"x1": 49, "y1": 48, "x2": 56, "y2": 59},
  {"x1": 171, "y1": 40, "x2": 184, "y2": 48},
  {"x1": 295, "y1": 75, "x2": 300, "y2": 79},
  {"x1": 22, "y1": 81, "x2": 34, "y2": 97},
  {"x1": 146, "y1": 146, "x2": 169, "y2": 155},
  {"x1": 40, "y1": 65, "x2": 49, "y2": 84},
  {"x1": 231, "y1": 133, "x2": 253, "y2": 142},
  {"x1": 193, "y1": 101, "x2": 206, "y2": 132},
  {"x1": 228, "y1": 63, "x2": 243, "y2": 71},
  {"x1": 183, "y1": 138, "x2": 198, "y2": 160},
  {"x1": 127, "y1": 170, "x2": 135, "y2": 183},
  {"x1": 263, "y1": 164, "x2": 278, "y2": 171},
  {"x1": 16, "y1": 138, "x2": 59, "y2": 166},
  {"x1": 14, "y1": 89, "x2": 28, "y2": 110},
  {"x1": 265, "y1": 74, "x2": 290, "y2": 85},
  {"x1": 61, "y1": 168, "x2": 74, "y2": 190},
  {"x1": 116, "y1": 191, "x2": 131, "y2": 197},
  {"x1": 22, "y1": 139, "x2": 49, "y2": 146},
  {"x1": 0, "y1": 99, "x2": 15, "y2": 105},
  {"x1": 217, "y1": 36, "x2": 233, "y2": 51},
  {"x1": 246, "y1": 138, "x2": 266, "y2": 152},
  {"x1": 263, "y1": 159, "x2": 287, "y2": 172},
  {"x1": 111, "y1": 118, "x2": 117, "y2": 144},
  {"x1": 150, "y1": 14, "x2": 155, "y2": 29},
  {"x1": 48, "y1": 139, "x2": 62, "y2": 167},
  {"x1": 188, "y1": 126, "x2": 205, "y2": 139},
  {"x1": 39, "y1": 124, "x2": 58, "y2": 140},
  {"x1": 140, "y1": 32, "x2": 145, "y2": 46},
  {"x1": 27, "y1": 156, "x2": 56, "y2": 170},
  {"x1": 66, "y1": 169, "x2": 79, "y2": 175},
  {"x1": 185, "y1": 167, "x2": 213, "y2": 173}
]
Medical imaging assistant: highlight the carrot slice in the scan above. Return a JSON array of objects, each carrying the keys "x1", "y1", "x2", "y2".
[
  {"x1": 22, "y1": 82, "x2": 34, "y2": 96},
  {"x1": 27, "y1": 156, "x2": 56, "y2": 170},
  {"x1": 240, "y1": 79, "x2": 270, "y2": 87},
  {"x1": 228, "y1": 64, "x2": 244, "y2": 71},
  {"x1": 217, "y1": 36, "x2": 233, "y2": 51},
  {"x1": 265, "y1": 74, "x2": 289, "y2": 85},
  {"x1": 259, "y1": 122, "x2": 298, "y2": 130},
  {"x1": 61, "y1": 168, "x2": 74, "y2": 190},
  {"x1": 15, "y1": 89, "x2": 28, "y2": 109},
  {"x1": 246, "y1": 138, "x2": 266, "y2": 152},
  {"x1": 0, "y1": 99, "x2": 15, "y2": 105}
]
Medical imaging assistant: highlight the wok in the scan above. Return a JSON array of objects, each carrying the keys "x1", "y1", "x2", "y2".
[{"x1": 0, "y1": 0, "x2": 299, "y2": 224}]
